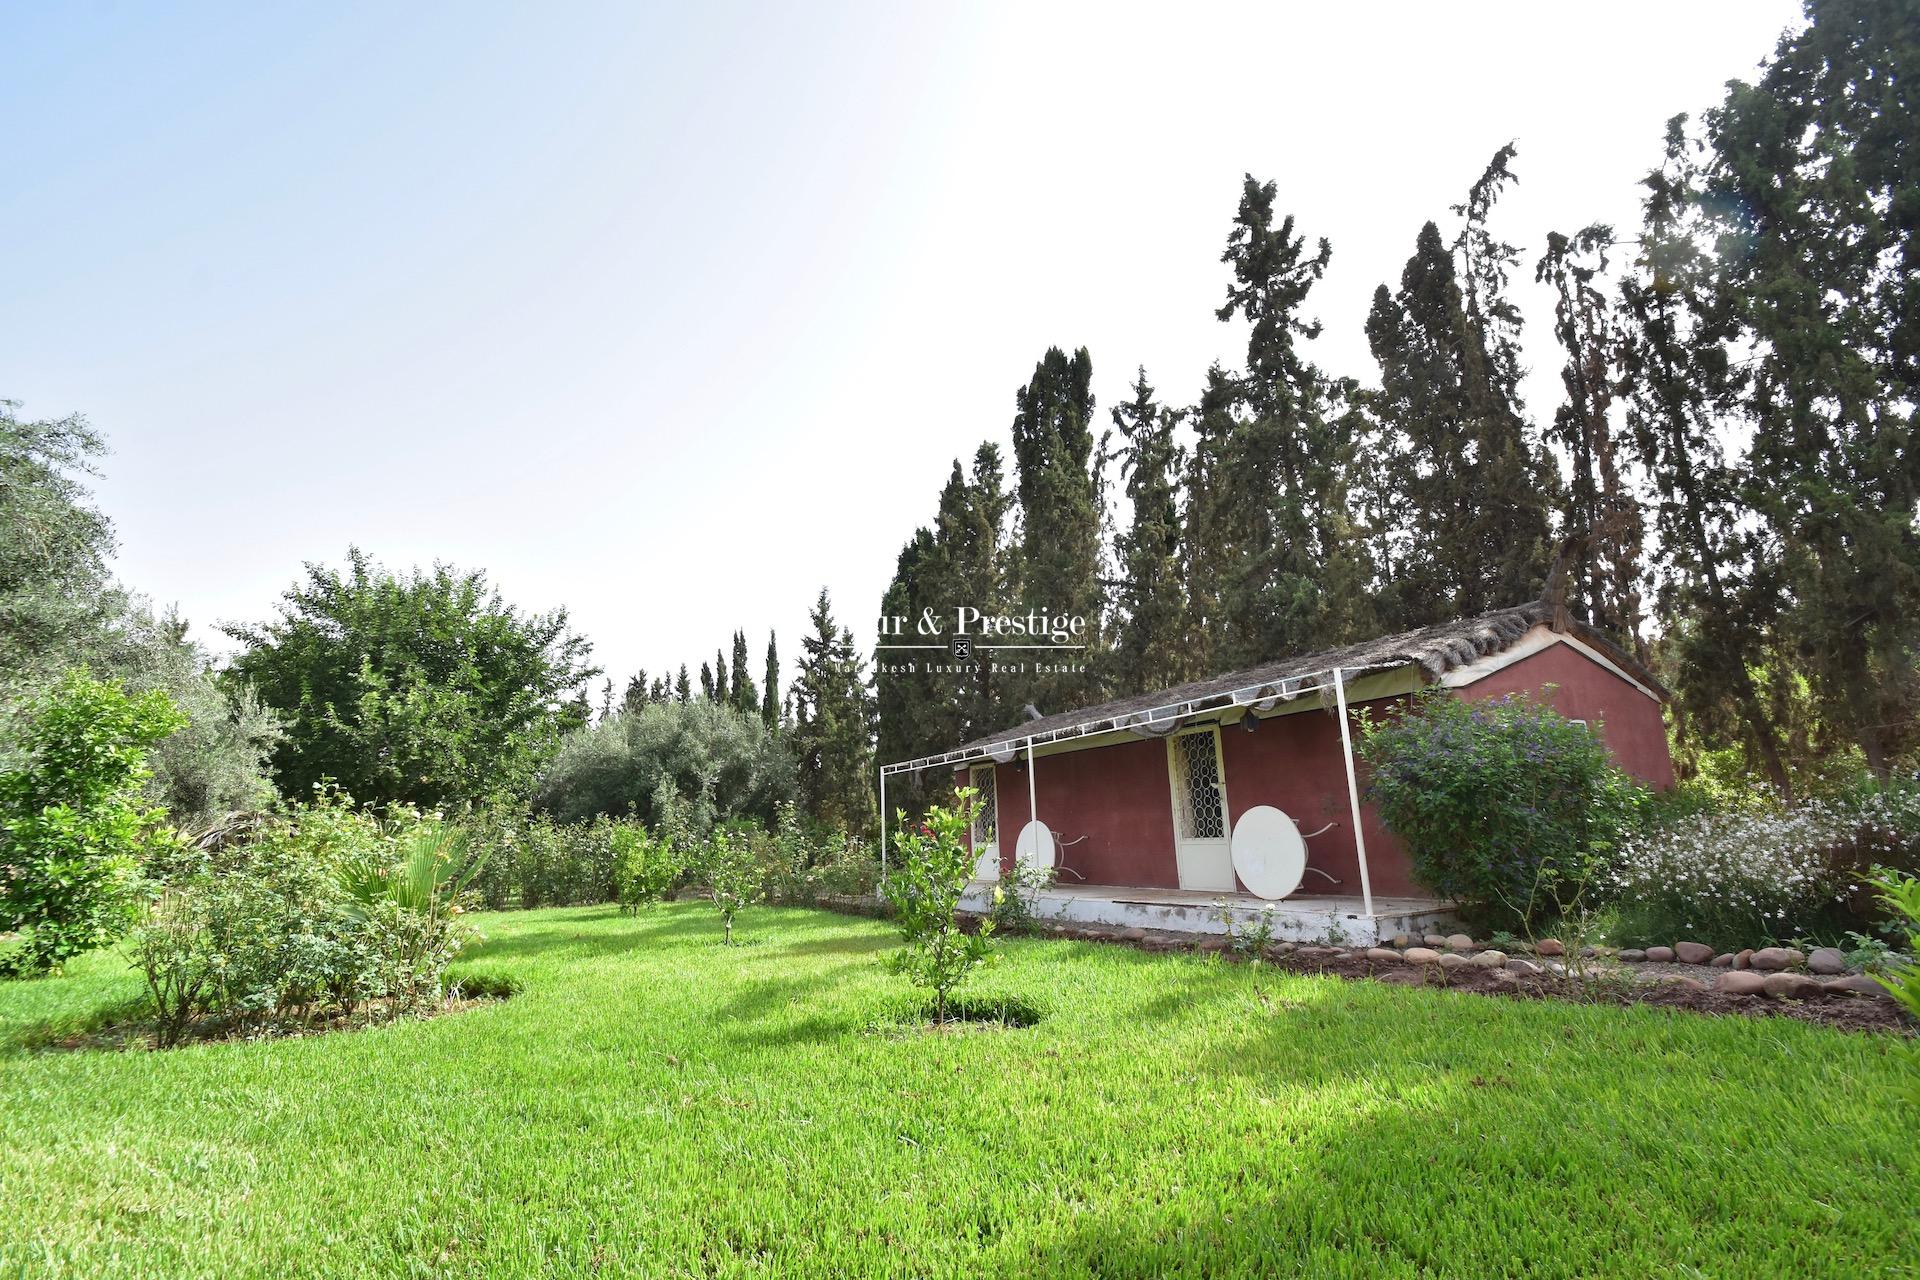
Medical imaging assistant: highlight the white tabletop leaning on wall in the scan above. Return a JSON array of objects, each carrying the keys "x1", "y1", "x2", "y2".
[{"x1": 1230, "y1": 805, "x2": 1307, "y2": 900}]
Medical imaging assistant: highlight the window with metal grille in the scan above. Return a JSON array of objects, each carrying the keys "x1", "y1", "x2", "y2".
[
  {"x1": 970, "y1": 768, "x2": 997, "y2": 844},
  {"x1": 1173, "y1": 731, "x2": 1225, "y2": 839}
]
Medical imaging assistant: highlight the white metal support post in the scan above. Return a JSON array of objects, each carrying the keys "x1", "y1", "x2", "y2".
[
  {"x1": 1332, "y1": 666, "x2": 1375, "y2": 918},
  {"x1": 1026, "y1": 737, "x2": 1038, "y2": 845},
  {"x1": 878, "y1": 767, "x2": 888, "y2": 888}
]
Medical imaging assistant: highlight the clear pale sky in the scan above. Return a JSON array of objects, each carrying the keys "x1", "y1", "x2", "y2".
[{"x1": 1, "y1": 1, "x2": 1802, "y2": 698}]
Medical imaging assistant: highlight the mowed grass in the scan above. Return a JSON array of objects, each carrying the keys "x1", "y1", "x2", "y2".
[{"x1": 1, "y1": 905, "x2": 1914, "y2": 1279}]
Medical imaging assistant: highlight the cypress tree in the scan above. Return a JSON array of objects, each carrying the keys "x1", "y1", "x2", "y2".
[
  {"x1": 729, "y1": 629, "x2": 758, "y2": 716},
  {"x1": 1448, "y1": 145, "x2": 1558, "y2": 613},
  {"x1": 713, "y1": 647, "x2": 729, "y2": 706},
  {"x1": 699, "y1": 661, "x2": 715, "y2": 702},
  {"x1": 1365, "y1": 151, "x2": 1557, "y2": 625},
  {"x1": 1109, "y1": 367, "x2": 1190, "y2": 692},
  {"x1": 1537, "y1": 223, "x2": 1646, "y2": 654},
  {"x1": 622, "y1": 670, "x2": 650, "y2": 715},
  {"x1": 876, "y1": 526, "x2": 949, "y2": 822},
  {"x1": 761, "y1": 632, "x2": 780, "y2": 731},
  {"x1": 1181, "y1": 363, "x2": 1239, "y2": 677},
  {"x1": 674, "y1": 664, "x2": 691, "y2": 703},
  {"x1": 948, "y1": 444, "x2": 1014, "y2": 736},
  {"x1": 1364, "y1": 223, "x2": 1472, "y2": 628},
  {"x1": 1009, "y1": 347, "x2": 1106, "y2": 713},
  {"x1": 1210, "y1": 177, "x2": 1373, "y2": 664},
  {"x1": 791, "y1": 588, "x2": 877, "y2": 836}
]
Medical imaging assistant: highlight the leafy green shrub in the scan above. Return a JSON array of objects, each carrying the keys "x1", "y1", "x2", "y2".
[
  {"x1": 134, "y1": 889, "x2": 220, "y2": 1047},
  {"x1": 884, "y1": 790, "x2": 994, "y2": 1023},
  {"x1": 180, "y1": 793, "x2": 385, "y2": 1024},
  {"x1": 462, "y1": 810, "x2": 631, "y2": 910},
  {"x1": 803, "y1": 832, "x2": 882, "y2": 898},
  {"x1": 1604, "y1": 786, "x2": 1920, "y2": 949},
  {"x1": 1867, "y1": 867, "x2": 1920, "y2": 1021},
  {"x1": 1, "y1": 671, "x2": 186, "y2": 975},
  {"x1": 1359, "y1": 690, "x2": 1649, "y2": 934},
  {"x1": 743, "y1": 803, "x2": 881, "y2": 903},
  {"x1": 129, "y1": 799, "x2": 486, "y2": 1042},
  {"x1": 989, "y1": 862, "x2": 1057, "y2": 935},
  {"x1": 612, "y1": 824, "x2": 679, "y2": 914}
]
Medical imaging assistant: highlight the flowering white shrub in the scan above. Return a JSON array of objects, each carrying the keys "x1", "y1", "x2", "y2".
[{"x1": 1605, "y1": 788, "x2": 1920, "y2": 948}]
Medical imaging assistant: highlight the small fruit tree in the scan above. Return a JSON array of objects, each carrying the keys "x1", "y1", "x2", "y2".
[
  {"x1": 885, "y1": 788, "x2": 994, "y2": 1023},
  {"x1": 704, "y1": 828, "x2": 762, "y2": 945}
]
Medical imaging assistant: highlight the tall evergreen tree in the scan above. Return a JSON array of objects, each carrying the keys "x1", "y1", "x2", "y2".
[
  {"x1": 622, "y1": 670, "x2": 650, "y2": 715},
  {"x1": 674, "y1": 664, "x2": 692, "y2": 703},
  {"x1": 729, "y1": 629, "x2": 758, "y2": 716},
  {"x1": 1448, "y1": 145, "x2": 1559, "y2": 613},
  {"x1": 1009, "y1": 347, "x2": 1106, "y2": 713},
  {"x1": 1537, "y1": 224, "x2": 1646, "y2": 654},
  {"x1": 1696, "y1": 0, "x2": 1920, "y2": 775},
  {"x1": 761, "y1": 632, "x2": 780, "y2": 731},
  {"x1": 1181, "y1": 364, "x2": 1239, "y2": 676},
  {"x1": 791, "y1": 589, "x2": 876, "y2": 836},
  {"x1": 698, "y1": 661, "x2": 714, "y2": 702},
  {"x1": 1620, "y1": 118, "x2": 1792, "y2": 794},
  {"x1": 875, "y1": 444, "x2": 1015, "y2": 818},
  {"x1": 948, "y1": 444, "x2": 1015, "y2": 734},
  {"x1": 1365, "y1": 151, "x2": 1557, "y2": 626},
  {"x1": 1210, "y1": 177, "x2": 1373, "y2": 664},
  {"x1": 714, "y1": 647, "x2": 730, "y2": 706},
  {"x1": 1109, "y1": 367, "x2": 1190, "y2": 692}
]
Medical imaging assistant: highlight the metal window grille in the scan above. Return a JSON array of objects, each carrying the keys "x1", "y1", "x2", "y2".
[
  {"x1": 970, "y1": 769, "x2": 997, "y2": 844},
  {"x1": 1173, "y1": 732, "x2": 1224, "y2": 840}
]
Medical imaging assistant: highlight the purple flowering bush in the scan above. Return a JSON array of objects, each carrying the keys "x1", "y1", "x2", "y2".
[{"x1": 1358, "y1": 690, "x2": 1649, "y2": 934}]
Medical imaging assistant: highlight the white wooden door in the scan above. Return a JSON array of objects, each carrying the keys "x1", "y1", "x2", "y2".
[
  {"x1": 1167, "y1": 728, "x2": 1234, "y2": 891},
  {"x1": 969, "y1": 765, "x2": 1000, "y2": 882}
]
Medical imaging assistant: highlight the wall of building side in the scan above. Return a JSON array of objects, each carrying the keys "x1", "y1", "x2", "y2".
[
  {"x1": 1451, "y1": 642, "x2": 1675, "y2": 788},
  {"x1": 978, "y1": 736, "x2": 1184, "y2": 889},
  {"x1": 952, "y1": 638, "x2": 1672, "y2": 896},
  {"x1": 1217, "y1": 700, "x2": 1422, "y2": 898}
]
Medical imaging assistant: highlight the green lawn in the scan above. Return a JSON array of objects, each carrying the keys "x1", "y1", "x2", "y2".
[{"x1": 1, "y1": 904, "x2": 1913, "y2": 1278}]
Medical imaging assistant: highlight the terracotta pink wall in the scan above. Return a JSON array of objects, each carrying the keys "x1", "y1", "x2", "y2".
[
  {"x1": 1453, "y1": 643, "x2": 1675, "y2": 789},
  {"x1": 979, "y1": 738, "x2": 1183, "y2": 889},
  {"x1": 1219, "y1": 704, "x2": 1421, "y2": 898}
]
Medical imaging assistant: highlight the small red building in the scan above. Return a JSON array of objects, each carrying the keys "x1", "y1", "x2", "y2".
[{"x1": 882, "y1": 601, "x2": 1671, "y2": 917}]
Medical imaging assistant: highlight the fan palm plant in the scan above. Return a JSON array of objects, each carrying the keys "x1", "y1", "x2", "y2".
[{"x1": 338, "y1": 821, "x2": 487, "y2": 1013}]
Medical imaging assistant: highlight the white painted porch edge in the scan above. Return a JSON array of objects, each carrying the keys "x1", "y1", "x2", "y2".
[{"x1": 961, "y1": 882, "x2": 1459, "y2": 947}]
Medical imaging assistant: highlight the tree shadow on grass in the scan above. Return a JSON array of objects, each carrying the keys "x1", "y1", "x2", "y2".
[
  {"x1": 776, "y1": 932, "x2": 896, "y2": 959},
  {"x1": 712, "y1": 970, "x2": 867, "y2": 1049},
  {"x1": 462, "y1": 912, "x2": 710, "y2": 965}
]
